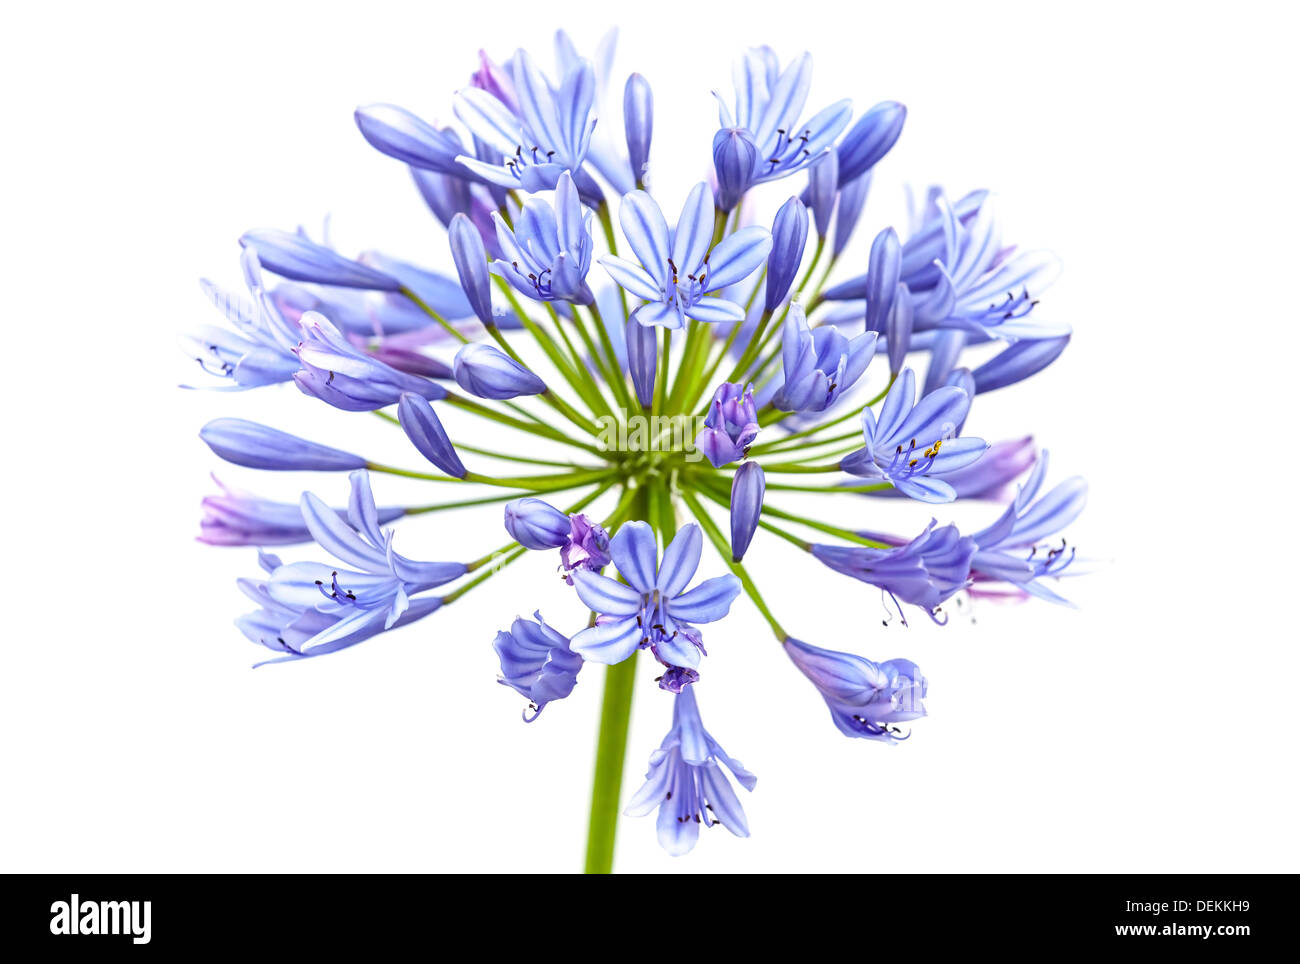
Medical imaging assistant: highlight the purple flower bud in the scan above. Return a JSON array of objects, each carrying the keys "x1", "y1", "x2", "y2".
[
  {"x1": 504, "y1": 498, "x2": 572, "y2": 550},
  {"x1": 493, "y1": 613, "x2": 583, "y2": 721},
  {"x1": 449, "y1": 213, "x2": 495, "y2": 327},
  {"x1": 452, "y1": 343, "x2": 546, "y2": 399},
  {"x1": 832, "y1": 172, "x2": 872, "y2": 259},
  {"x1": 973, "y1": 334, "x2": 1071, "y2": 393},
  {"x1": 397, "y1": 393, "x2": 466, "y2": 478},
  {"x1": 560, "y1": 513, "x2": 612, "y2": 580},
  {"x1": 837, "y1": 101, "x2": 906, "y2": 184},
  {"x1": 624, "y1": 73, "x2": 654, "y2": 187},
  {"x1": 807, "y1": 151, "x2": 839, "y2": 237},
  {"x1": 765, "y1": 197, "x2": 809, "y2": 312},
  {"x1": 784, "y1": 637, "x2": 926, "y2": 742},
  {"x1": 239, "y1": 229, "x2": 400, "y2": 291},
  {"x1": 625, "y1": 316, "x2": 657, "y2": 407},
  {"x1": 865, "y1": 227, "x2": 901, "y2": 333},
  {"x1": 695, "y1": 382, "x2": 759, "y2": 467},
  {"x1": 354, "y1": 103, "x2": 466, "y2": 176},
  {"x1": 199, "y1": 419, "x2": 366, "y2": 472},
  {"x1": 730, "y1": 461, "x2": 766, "y2": 562},
  {"x1": 293, "y1": 313, "x2": 447, "y2": 412},
  {"x1": 886, "y1": 282, "x2": 914, "y2": 376},
  {"x1": 712, "y1": 128, "x2": 757, "y2": 212}
]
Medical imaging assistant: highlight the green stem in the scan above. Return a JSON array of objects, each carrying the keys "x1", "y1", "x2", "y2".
[
  {"x1": 399, "y1": 285, "x2": 470, "y2": 344},
  {"x1": 584, "y1": 651, "x2": 638, "y2": 874}
]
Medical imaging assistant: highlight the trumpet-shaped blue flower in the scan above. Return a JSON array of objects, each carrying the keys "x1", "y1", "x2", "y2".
[
  {"x1": 493, "y1": 613, "x2": 584, "y2": 721},
  {"x1": 812, "y1": 521, "x2": 975, "y2": 621},
  {"x1": 185, "y1": 248, "x2": 302, "y2": 390},
  {"x1": 773, "y1": 303, "x2": 877, "y2": 413},
  {"x1": 294, "y1": 312, "x2": 447, "y2": 412},
  {"x1": 238, "y1": 472, "x2": 464, "y2": 662},
  {"x1": 199, "y1": 476, "x2": 403, "y2": 547},
  {"x1": 570, "y1": 523, "x2": 741, "y2": 683},
  {"x1": 625, "y1": 686, "x2": 756, "y2": 855},
  {"x1": 454, "y1": 50, "x2": 600, "y2": 197},
  {"x1": 696, "y1": 382, "x2": 759, "y2": 467},
  {"x1": 865, "y1": 435, "x2": 1037, "y2": 502},
  {"x1": 601, "y1": 184, "x2": 772, "y2": 329},
  {"x1": 491, "y1": 171, "x2": 594, "y2": 305},
  {"x1": 784, "y1": 638, "x2": 926, "y2": 743},
  {"x1": 713, "y1": 48, "x2": 852, "y2": 194},
  {"x1": 841, "y1": 369, "x2": 987, "y2": 502},
  {"x1": 970, "y1": 452, "x2": 1088, "y2": 604}
]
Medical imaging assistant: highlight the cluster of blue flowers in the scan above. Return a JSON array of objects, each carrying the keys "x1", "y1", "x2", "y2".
[{"x1": 187, "y1": 30, "x2": 1088, "y2": 866}]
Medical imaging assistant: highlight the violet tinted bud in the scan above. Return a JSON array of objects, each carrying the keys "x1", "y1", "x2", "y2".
[
  {"x1": 807, "y1": 151, "x2": 839, "y2": 238},
  {"x1": 504, "y1": 498, "x2": 572, "y2": 550},
  {"x1": 837, "y1": 101, "x2": 907, "y2": 184},
  {"x1": 199, "y1": 419, "x2": 366, "y2": 472},
  {"x1": 730, "y1": 461, "x2": 766, "y2": 562},
  {"x1": 397, "y1": 393, "x2": 466, "y2": 478},
  {"x1": 886, "y1": 282, "x2": 914, "y2": 376},
  {"x1": 452, "y1": 343, "x2": 547, "y2": 399},
  {"x1": 865, "y1": 227, "x2": 901, "y2": 333},
  {"x1": 239, "y1": 229, "x2": 400, "y2": 291},
  {"x1": 625, "y1": 316, "x2": 657, "y2": 407},
  {"x1": 449, "y1": 213, "x2": 495, "y2": 327},
  {"x1": 712, "y1": 128, "x2": 757, "y2": 212},
  {"x1": 765, "y1": 197, "x2": 809, "y2": 312},
  {"x1": 624, "y1": 73, "x2": 654, "y2": 187},
  {"x1": 355, "y1": 104, "x2": 466, "y2": 176}
]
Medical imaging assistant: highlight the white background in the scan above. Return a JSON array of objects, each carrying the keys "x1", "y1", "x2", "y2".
[{"x1": 2, "y1": 0, "x2": 1297, "y2": 873}]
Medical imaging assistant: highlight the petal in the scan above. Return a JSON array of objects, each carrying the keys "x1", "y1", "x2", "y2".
[
  {"x1": 571, "y1": 570, "x2": 642, "y2": 616},
  {"x1": 300, "y1": 492, "x2": 387, "y2": 571},
  {"x1": 609, "y1": 521, "x2": 658, "y2": 592},
  {"x1": 619, "y1": 191, "x2": 671, "y2": 285},
  {"x1": 672, "y1": 182, "x2": 715, "y2": 274},
  {"x1": 685, "y1": 298, "x2": 746, "y2": 324},
  {"x1": 599, "y1": 256, "x2": 663, "y2": 302},
  {"x1": 893, "y1": 476, "x2": 957, "y2": 503},
  {"x1": 704, "y1": 226, "x2": 772, "y2": 291},
  {"x1": 667, "y1": 574, "x2": 741, "y2": 623},
  {"x1": 570, "y1": 616, "x2": 642, "y2": 665},
  {"x1": 657, "y1": 524, "x2": 703, "y2": 596}
]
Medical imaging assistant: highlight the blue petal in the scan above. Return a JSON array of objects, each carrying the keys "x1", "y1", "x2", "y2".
[
  {"x1": 667, "y1": 574, "x2": 741, "y2": 624},
  {"x1": 704, "y1": 226, "x2": 772, "y2": 291},
  {"x1": 672, "y1": 182, "x2": 715, "y2": 274},
  {"x1": 570, "y1": 616, "x2": 642, "y2": 664},
  {"x1": 610, "y1": 521, "x2": 658, "y2": 592},
  {"x1": 657, "y1": 524, "x2": 703, "y2": 596},
  {"x1": 619, "y1": 191, "x2": 671, "y2": 286}
]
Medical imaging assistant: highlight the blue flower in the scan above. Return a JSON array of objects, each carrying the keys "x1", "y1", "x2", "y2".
[
  {"x1": 237, "y1": 472, "x2": 464, "y2": 663},
  {"x1": 784, "y1": 638, "x2": 926, "y2": 743},
  {"x1": 625, "y1": 686, "x2": 756, "y2": 855},
  {"x1": 840, "y1": 368, "x2": 988, "y2": 502},
  {"x1": 773, "y1": 303, "x2": 877, "y2": 413},
  {"x1": 493, "y1": 613, "x2": 584, "y2": 721},
  {"x1": 490, "y1": 170, "x2": 594, "y2": 305},
  {"x1": 695, "y1": 382, "x2": 759, "y2": 467},
  {"x1": 811, "y1": 521, "x2": 976, "y2": 621},
  {"x1": 199, "y1": 476, "x2": 402, "y2": 547},
  {"x1": 570, "y1": 522, "x2": 741, "y2": 683},
  {"x1": 601, "y1": 184, "x2": 772, "y2": 329},
  {"x1": 970, "y1": 451, "x2": 1088, "y2": 605},
  {"x1": 713, "y1": 47, "x2": 852, "y2": 196},
  {"x1": 200, "y1": 418, "x2": 367, "y2": 472},
  {"x1": 185, "y1": 248, "x2": 302, "y2": 390},
  {"x1": 864, "y1": 435, "x2": 1038, "y2": 502},
  {"x1": 452, "y1": 343, "x2": 546, "y2": 399},
  {"x1": 454, "y1": 50, "x2": 601, "y2": 197},
  {"x1": 293, "y1": 312, "x2": 447, "y2": 412}
]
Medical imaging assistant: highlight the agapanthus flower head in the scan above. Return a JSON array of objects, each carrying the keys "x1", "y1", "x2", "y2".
[
  {"x1": 773, "y1": 303, "x2": 877, "y2": 414},
  {"x1": 191, "y1": 29, "x2": 1091, "y2": 866},
  {"x1": 840, "y1": 368, "x2": 987, "y2": 503},
  {"x1": 601, "y1": 184, "x2": 772, "y2": 329},
  {"x1": 812, "y1": 521, "x2": 976, "y2": 622},
  {"x1": 696, "y1": 382, "x2": 759, "y2": 467},
  {"x1": 491, "y1": 170, "x2": 594, "y2": 305},
  {"x1": 571, "y1": 523, "x2": 741, "y2": 684},
  {"x1": 784, "y1": 638, "x2": 926, "y2": 743},
  {"x1": 625, "y1": 686, "x2": 756, "y2": 855},
  {"x1": 493, "y1": 613, "x2": 583, "y2": 721},
  {"x1": 970, "y1": 451, "x2": 1088, "y2": 604},
  {"x1": 713, "y1": 47, "x2": 853, "y2": 199}
]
